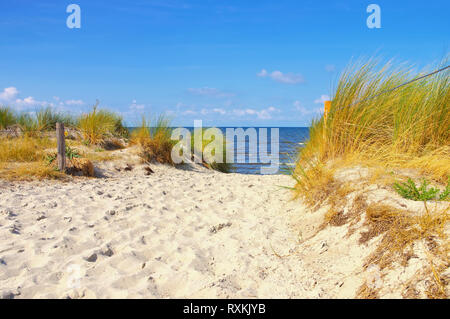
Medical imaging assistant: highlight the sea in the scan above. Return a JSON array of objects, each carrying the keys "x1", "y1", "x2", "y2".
[
  {"x1": 215, "y1": 127, "x2": 309, "y2": 175},
  {"x1": 129, "y1": 127, "x2": 310, "y2": 175}
]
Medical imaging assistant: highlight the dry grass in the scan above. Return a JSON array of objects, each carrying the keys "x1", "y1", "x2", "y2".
[
  {"x1": 0, "y1": 136, "x2": 110, "y2": 180},
  {"x1": 140, "y1": 136, "x2": 175, "y2": 164},
  {"x1": 359, "y1": 203, "x2": 449, "y2": 298},
  {"x1": 100, "y1": 137, "x2": 126, "y2": 150},
  {"x1": 292, "y1": 58, "x2": 449, "y2": 298},
  {"x1": 294, "y1": 58, "x2": 450, "y2": 197},
  {"x1": 362, "y1": 204, "x2": 448, "y2": 270},
  {"x1": 356, "y1": 282, "x2": 379, "y2": 299},
  {"x1": 0, "y1": 136, "x2": 65, "y2": 180},
  {"x1": 315, "y1": 170, "x2": 449, "y2": 298},
  {"x1": 0, "y1": 161, "x2": 66, "y2": 180},
  {"x1": 0, "y1": 137, "x2": 53, "y2": 162},
  {"x1": 129, "y1": 116, "x2": 151, "y2": 146},
  {"x1": 78, "y1": 102, "x2": 126, "y2": 144},
  {"x1": 130, "y1": 115, "x2": 176, "y2": 165},
  {"x1": 84, "y1": 151, "x2": 117, "y2": 162},
  {"x1": 293, "y1": 163, "x2": 337, "y2": 207}
]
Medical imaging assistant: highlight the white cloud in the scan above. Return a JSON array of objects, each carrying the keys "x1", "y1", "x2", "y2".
[
  {"x1": 212, "y1": 108, "x2": 226, "y2": 115},
  {"x1": 293, "y1": 100, "x2": 323, "y2": 116},
  {"x1": 187, "y1": 87, "x2": 234, "y2": 98},
  {"x1": 0, "y1": 87, "x2": 49, "y2": 109},
  {"x1": 0, "y1": 86, "x2": 87, "y2": 112},
  {"x1": 0, "y1": 87, "x2": 19, "y2": 101},
  {"x1": 257, "y1": 69, "x2": 268, "y2": 77},
  {"x1": 200, "y1": 108, "x2": 227, "y2": 115},
  {"x1": 14, "y1": 96, "x2": 49, "y2": 109},
  {"x1": 314, "y1": 95, "x2": 331, "y2": 104},
  {"x1": 130, "y1": 99, "x2": 145, "y2": 110},
  {"x1": 233, "y1": 106, "x2": 280, "y2": 120},
  {"x1": 64, "y1": 99, "x2": 84, "y2": 106},
  {"x1": 257, "y1": 69, "x2": 304, "y2": 84}
]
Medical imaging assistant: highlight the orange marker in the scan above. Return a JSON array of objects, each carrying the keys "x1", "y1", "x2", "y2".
[{"x1": 324, "y1": 100, "x2": 331, "y2": 118}]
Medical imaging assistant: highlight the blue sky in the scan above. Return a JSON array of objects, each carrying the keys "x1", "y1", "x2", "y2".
[{"x1": 0, "y1": 0, "x2": 448, "y2": 127}]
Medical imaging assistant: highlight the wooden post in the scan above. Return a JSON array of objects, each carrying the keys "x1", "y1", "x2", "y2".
[{"x1": 56, "y1": 122, "x2": 66, "y2": 171}]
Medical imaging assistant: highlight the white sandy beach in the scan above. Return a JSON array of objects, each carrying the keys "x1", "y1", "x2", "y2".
[{"x1": 0, "y1": 150, "x2": 446, "y2": 299}]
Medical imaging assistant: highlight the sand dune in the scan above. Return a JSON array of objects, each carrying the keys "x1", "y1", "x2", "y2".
[
  {"x1": 0, "y1": 161, "x2": 348, "y2": 298},
  {"x1": 1, "y1": 155, "x2": 444, "y2": 299}
]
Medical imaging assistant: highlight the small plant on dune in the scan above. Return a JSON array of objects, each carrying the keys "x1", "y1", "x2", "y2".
[
  {"x1": 191, "y1": 128, "x2": 233, "y2": 173},
  {"x1": 439, "y1": 178, "x2": 450, "y2": 200},
  {"x1": 130, "y1": 116, "x2": 151, "y2": 145},
  {"x1": 132, "y1": 115, "x2": 176, "y2": 164},
  {"x1": 0, "y1": 106, "x2": 16, "y2": 129},
  {"x1": 393, "y1": 177, "x2": 450, "y2": 201},
  {"x1": 77, "y1": 101, "x2": 120, "y2": 144},
  {"x1": 45, "y1": 146, "x2": 81, "y2": 165},
  {"x1": 209, "y1": 160, "x2": 233, "y2": 173},
  {"x1": 111, "y1": 114, "x2": 129, "y2": 138},
  {"x1": 44, "y1": 153, "x2": 57, "y2": 165},
  {"x1": 65, "y1": 146, "x2": 81, "y2": 160},
  {"x1": 130, "y1": 115, "x2": 229, "y2": 169}
]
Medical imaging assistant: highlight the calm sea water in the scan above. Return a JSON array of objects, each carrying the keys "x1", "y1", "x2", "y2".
[
  {"x1": 216, "y1": 127, "x2": 309, "y2": 175},
  {"x1": 128, "y1": 127, "x2": 310, "y2": 175}
]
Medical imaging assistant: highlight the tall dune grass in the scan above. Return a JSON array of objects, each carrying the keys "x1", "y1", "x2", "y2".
[
  {"x1": 131, "y1": 115, "x2": 176, "y2": 164},
  {"x1": 0, "y1": 106, "x2": 16, "y2": 129},
  {"x1": 0, "y1": 106, "x2": 78, "y2": 133},
  {"x1": 78, "y1": 102, "x2": 126, "y2": 144},
  {"x1": 294, "y1": 58, "x2": 450, "y2": 199},
  {"x1": 191, "y1": 128, "x2": 233, "y2": 173},
  {"x1": 131, "y1": 116, "x2": 232, "y2": 172},
  {"x1": 35, "y1": 107, "x2": 77, "y2": 130}
]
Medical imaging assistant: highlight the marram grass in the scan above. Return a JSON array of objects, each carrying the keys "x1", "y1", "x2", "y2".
[
  {"x1": 130, "y1": 114, "x2": 176, "y2": 164},
  {"x1": 294, "y1": 58, "x2": 450, "y2": 200},
  {"x1": 78, "y1": 103, "x2": 125, "y2": 144},
  {"x1": 0, "y1": 106, "x2": 16, "y2": 129}
]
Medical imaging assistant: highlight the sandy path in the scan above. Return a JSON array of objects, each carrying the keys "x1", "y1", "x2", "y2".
[{"x1": 0, "y1": 163, "x2": 368, "y2": 299}]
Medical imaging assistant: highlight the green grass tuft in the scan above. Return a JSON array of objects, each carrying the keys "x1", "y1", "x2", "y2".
[
  {"x1": 0, "y1": 106, "x2": 16, "y2": 129},
  {"x1": 393, "y1": 177, "x2": 449, "y2": 201}
]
